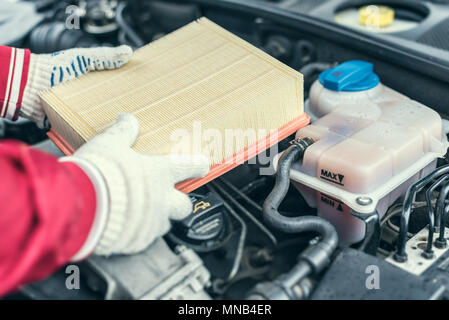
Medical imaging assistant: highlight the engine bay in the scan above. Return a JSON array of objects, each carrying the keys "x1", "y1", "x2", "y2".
[{"x1": 3, "y1": 0, "x2": 449, "y2": 300}]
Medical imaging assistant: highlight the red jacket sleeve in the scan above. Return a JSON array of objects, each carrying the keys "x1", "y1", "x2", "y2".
[
  {"x1": 0, "y1": 46, "x2": 30, "y2": 120},
  {"x1": 0, "y1": 140, "x2": 96, "y2": 297}
]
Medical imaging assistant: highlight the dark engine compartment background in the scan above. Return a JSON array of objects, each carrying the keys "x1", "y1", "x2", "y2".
[{"x1": 2, "y1": 0, "x2": 449, "y2": 300}]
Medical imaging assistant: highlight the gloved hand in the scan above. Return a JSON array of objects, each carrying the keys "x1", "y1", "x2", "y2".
[
  {"x1": 62, "y1": 114, "x2": 210, "y2": 257},
  {"x1": 22, "y1": 45, "x2": 133, "y2": 128}
]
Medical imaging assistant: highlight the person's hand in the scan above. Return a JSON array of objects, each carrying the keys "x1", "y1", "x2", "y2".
[
  {"x1": 62, "y1": 114, "x2": 210, "y2": 257},
  {"x1": 22, "y1": 46, "x2": 133, "y2": 128}
]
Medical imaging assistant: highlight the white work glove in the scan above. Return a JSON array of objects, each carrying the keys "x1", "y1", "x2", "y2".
[
  {"x1": 62, "y1": 114, "x2": 210, "y2": 257},
  {"x1": 22, "y1": 45, "x2": 133, "y2": 128}
]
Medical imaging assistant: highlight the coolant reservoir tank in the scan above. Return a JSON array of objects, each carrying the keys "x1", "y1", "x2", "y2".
[{"x1": 287, "y1": 60, "x2": 448, "y2": 245}]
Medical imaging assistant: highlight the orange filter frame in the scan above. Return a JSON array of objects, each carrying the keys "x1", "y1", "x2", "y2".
[{"x1": 48, "y1": 113, "x2": 310, "y2": 193}]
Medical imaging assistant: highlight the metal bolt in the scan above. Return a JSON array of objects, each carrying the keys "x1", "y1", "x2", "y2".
[{"x1": 356, "y1": 196, "x2": 373, "y2": 206}]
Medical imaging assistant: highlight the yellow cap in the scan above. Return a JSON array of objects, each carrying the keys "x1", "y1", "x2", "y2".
[{"x1": 359, "y1": 5, "x2": 394, "y2": 28}]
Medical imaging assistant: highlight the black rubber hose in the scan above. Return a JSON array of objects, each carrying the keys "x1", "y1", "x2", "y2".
[
  {"x1": 247, "y1": 261, "x2": 313, "y2": 300},
  {"x1": 280, "y1": 261, "x2": 312, "y2": 292},
  {"x1": 435, "y1": 181, "x2": 449, "y2": 248},
  {"x1": 116, "y1": 2, "x2": 145, "y2": 48},
  {"x1": 299, "y1": 62, "x2": 335, "y2": 80},
  {"x1": 395, "y1": 164, "x2": 449, "y2": 262},
  {"x1": 424, "y1": 175, "x2": 449, "y2": 257},
  {"x1": 263, "y1": 138, "x2": 339, "y2": 274}
]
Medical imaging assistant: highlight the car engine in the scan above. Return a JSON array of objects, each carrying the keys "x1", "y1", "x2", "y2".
[{"x1": 2, "y1": 0, "x2": 449, "y2": 300}]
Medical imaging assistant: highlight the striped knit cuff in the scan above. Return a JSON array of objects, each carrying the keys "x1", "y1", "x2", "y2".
[
  {"x1": 21, "y1": 53, "x2": 52, "y2": 127},
  {"x1": 67, "y1": 154, "x2": 129, "y2": 256},
  {"x1": 60, "y1": 157, "x2": 110, "y2": 261},
  {"x1": 0, "y1": 47, "x2": 30, "y2": 121}
]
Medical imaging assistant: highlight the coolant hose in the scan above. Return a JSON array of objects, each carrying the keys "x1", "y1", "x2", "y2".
[{"x1": 263, "y1": 138, "x2": 339, "y2": 274}]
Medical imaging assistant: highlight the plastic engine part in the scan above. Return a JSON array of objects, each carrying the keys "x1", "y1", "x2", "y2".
[{"x1": 276, "y1": 61, "x2": 448, "y2": 245}]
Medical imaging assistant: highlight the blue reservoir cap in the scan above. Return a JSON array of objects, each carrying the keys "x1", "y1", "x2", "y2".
[{"x1": 318, "y1": 60, "x2": 380, "y2": 92}]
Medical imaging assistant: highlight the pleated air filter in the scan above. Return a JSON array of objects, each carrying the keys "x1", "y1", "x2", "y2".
[{"x1": 41, "y1": 17, "x2": 309, "y2": 193}]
